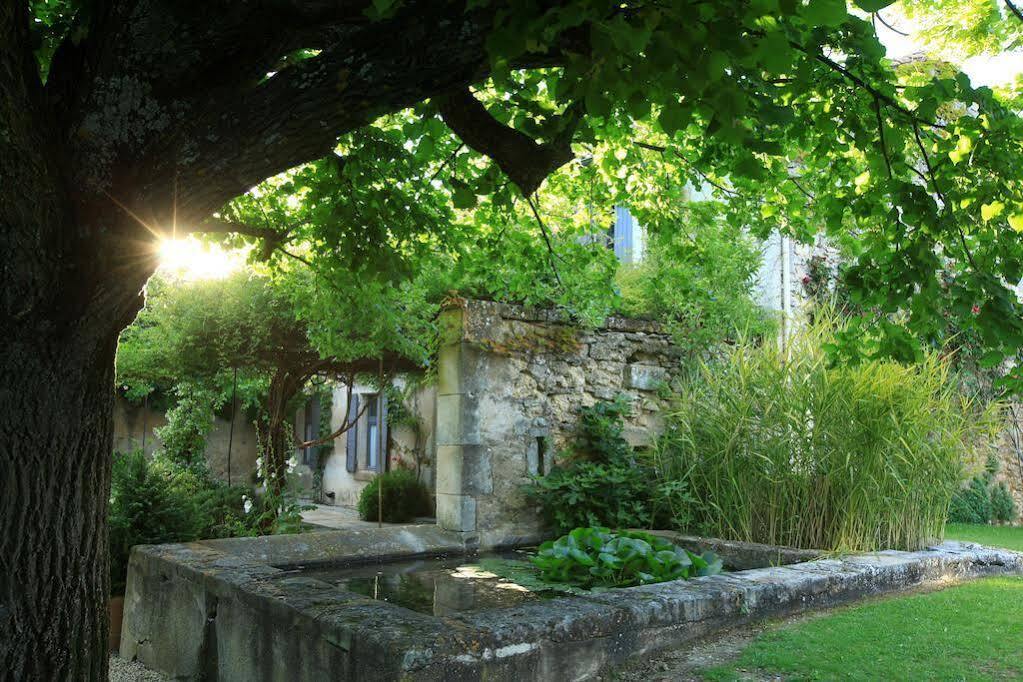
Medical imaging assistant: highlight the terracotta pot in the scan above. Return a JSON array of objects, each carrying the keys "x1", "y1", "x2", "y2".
[{"x1": 109, "y1": 595, "x2": 125, "y2": 653}]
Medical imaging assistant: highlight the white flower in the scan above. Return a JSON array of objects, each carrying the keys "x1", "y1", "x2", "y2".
[
  {"x1": 255, "y1": 456, "x2": 263, "y2": 470},
  {"x1": 242, "y1": 496, "x2": 253, "y2": 514},
  {"x1": 287, "y1": 456, "x2": 297, "y2": 473}
]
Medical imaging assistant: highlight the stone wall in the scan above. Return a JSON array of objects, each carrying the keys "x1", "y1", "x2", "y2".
[
  {"x1": 113, "y1": 397, "x2": 260, "y2": 485},
  {"x1": 435, "y1": 299, "x2": 683, "y2": 547}
]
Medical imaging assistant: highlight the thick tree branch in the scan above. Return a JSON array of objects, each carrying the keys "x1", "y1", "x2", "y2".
[
  {"x1": 153, "y1": 3, "x2": 498, "y2": 225},
  {"x1": 198, "y1": 217, "x2": 287, "y2": 243},
  {"x1": 437, "y1": 88, "x2": 582, "y2": 197}
]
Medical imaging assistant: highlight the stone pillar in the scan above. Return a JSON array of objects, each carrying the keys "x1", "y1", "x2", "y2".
[{"x1": 435, "y1": 305, "x2": 489, "y2": 535}]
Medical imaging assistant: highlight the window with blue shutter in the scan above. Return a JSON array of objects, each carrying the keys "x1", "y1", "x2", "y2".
[
  {"x1": 345, "y1": 395, "x2": 359, "y2": 473},
  {"x1": 344, "y1": 391, "x2": 388, "y2": 474}
]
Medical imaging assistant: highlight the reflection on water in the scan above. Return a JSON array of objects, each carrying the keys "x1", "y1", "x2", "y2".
[{"x1": 287, "y1": 551, "x2": 546, "y2": 615}]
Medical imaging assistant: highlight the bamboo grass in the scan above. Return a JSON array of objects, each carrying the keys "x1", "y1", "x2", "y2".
[{"x1": 655, "y1": 317, "x2": 999, "y2": 552}]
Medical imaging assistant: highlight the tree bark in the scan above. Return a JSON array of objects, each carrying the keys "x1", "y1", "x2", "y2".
[
  {"x1": 255, "y1": 366, "x2": 307, "y2": 515},
  {"x1": 0, "y1": 322, "x2": 123, "y2": 680}
]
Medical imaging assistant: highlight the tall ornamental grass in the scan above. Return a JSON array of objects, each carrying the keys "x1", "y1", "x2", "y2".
[{"x1": 655, "y1": 318, "x2": 998, "y2": 552}]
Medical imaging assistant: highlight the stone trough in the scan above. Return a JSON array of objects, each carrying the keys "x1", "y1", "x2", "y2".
[{"x1": 120, "y1": 525, "x2": 1023, "y2": 681}]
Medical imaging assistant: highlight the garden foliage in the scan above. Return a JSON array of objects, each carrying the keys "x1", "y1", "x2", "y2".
[
  {"x1": 108, "y1": 450, "x2": 250, "y2": 595},
  {"x1": 523, "y1": 397, "x2": 685, "y2": 533},
  {"x1": 655, "y1": 316, "x2": 998, "y2": 552},
  {"x1": 153, "y1": 383, "x2": 221, "y2": 469},
  {"x1": 531, "y1": 527, "x2": 722, "y2": 589},
  {"x1": 949, "y1": 455, "x2": 1018, "y2": 524},
  {"x1": 357, "y1": 468, "x2": 433, "y2": 523}
]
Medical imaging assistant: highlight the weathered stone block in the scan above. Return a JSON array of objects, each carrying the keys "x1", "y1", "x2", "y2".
[
  {"x1": 436, "y1": 343, "x2": 463, "y2": 396},
  {"x1": 435, "y1": 394, "x2": 480, "y2": 446},
  {"x1": 435, "y1": 445, "x2": 493, "y2": 496},
  {"x1": 436, "y1": 492, "x2": 477, "y2": 532}
]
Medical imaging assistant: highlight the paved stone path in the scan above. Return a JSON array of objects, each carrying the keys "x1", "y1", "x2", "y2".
[{"x1": 300, "y1": 502, "x2": 435, "y2": 530}]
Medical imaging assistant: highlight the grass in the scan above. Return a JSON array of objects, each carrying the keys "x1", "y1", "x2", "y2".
[
  {"x1": 945, "y1": 523, "x2": 1023, "y2": 552},
  {"x1": 655, "y1": 316, "x2": 994, "y2": 552},
  {"x1": 704, "y1": 577, "x2": 1023, "y2": 681}
]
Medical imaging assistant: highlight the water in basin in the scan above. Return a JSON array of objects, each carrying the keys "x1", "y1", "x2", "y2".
[{"x1": 279, "y1": 550, "x2": 553, "y2": 615}]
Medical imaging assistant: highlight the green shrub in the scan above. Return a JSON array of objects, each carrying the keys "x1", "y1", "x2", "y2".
[
  {"x1": 526, "y1": 461, "x2": 653, "y2": 532},
  {"x1": 357, "y1": 468, "x2": 433, "y2": 522},
  {"x1": 948, "y1": 453, "x2": 1017, "y2": 526},
  {"x1": 948, "y1": 477, "x2": 994, "y2": 524},
  {"x1": 991, "y1": 483, "x2": 1017, "y2": 523},
  {"x1": 655, "y1": 316, "x2": 997, "y2": 552},
  {"x1": 108, "y1": 450, "x2": 254, "y2": 594},
  {"x1": 108, "y1": 450, "x2": 199, "y2": 595},
  {"x1": 531, "y1": 527, "x2": 722, "y2": 589},
  {"x1": 524, "y1": 398, "x2": 663, "y2": 533},
  {"x1": 572, "y1": 396, "x2": 632, "y2": 461}
]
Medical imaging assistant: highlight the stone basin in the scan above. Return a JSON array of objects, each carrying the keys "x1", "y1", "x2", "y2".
[{"x1": 119, "y1": 525, "x2": 1023, "y2": 681}]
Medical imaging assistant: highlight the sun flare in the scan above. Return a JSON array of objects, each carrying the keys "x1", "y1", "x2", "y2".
[{"x1": 157, "y1": 237, "x2": 244, "y2": 280}]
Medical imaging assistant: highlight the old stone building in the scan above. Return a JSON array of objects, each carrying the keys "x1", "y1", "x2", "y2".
[{"x1": 302, "y1": 298, "x2": 684, "y2": 546}]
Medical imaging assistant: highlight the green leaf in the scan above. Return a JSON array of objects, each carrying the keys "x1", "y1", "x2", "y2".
[
  {"x1": 803, "y1": 0, "x2": 848, "y2": 27},
  {"x1": 757, "y1": 31, "x2": 794, "y2": 73},
  {"x1": 658, "y1": 99, "x2": 691, "y2": 138},
  {"x1": 451, "y1": 187, "x2": 477, "y2": 209},
  {"x1": 981, "y1": 201, "x2": 1005, "y2": 222},
  {"x1": 853, "y1": 0, "x2": 895, "y2": 11}
]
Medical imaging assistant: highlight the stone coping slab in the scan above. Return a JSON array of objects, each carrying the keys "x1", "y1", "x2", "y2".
[
  {"x1": 121, "y1": 532, "x2": 1023, "y2": 682},
  {"x1": 196, "y1": 524, "x2": 466, "y2": 568},
  {"x1": 643, "y1": 531, "x2": 824, "y2": 570}
]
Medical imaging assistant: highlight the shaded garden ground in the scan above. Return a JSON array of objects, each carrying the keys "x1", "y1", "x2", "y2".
[{"x1": 607, "y1": 524, "x2": 1023, "y2": 681}]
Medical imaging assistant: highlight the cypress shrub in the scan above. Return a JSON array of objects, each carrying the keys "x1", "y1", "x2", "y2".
[
  {"x1": 991, "y1": 482, "x2": 1017, "y2": 523},
  {"x1": 948, "y1": 477, "x2": 993, "y2": 524}
]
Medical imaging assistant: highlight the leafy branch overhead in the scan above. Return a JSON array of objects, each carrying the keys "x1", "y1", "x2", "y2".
[{"x1": 13, "y1": 0, "x2": 1022, "y2": 381}]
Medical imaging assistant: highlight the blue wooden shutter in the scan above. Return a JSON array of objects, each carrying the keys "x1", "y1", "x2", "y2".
[
  {"x1": 345, "y1": 394, "x2": 359, "y2": 473},
  {"x1": 379, "y1": 393, "x2": 388, "y2": 473}
]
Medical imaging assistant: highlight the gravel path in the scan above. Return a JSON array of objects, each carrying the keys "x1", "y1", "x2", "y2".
[{"x1": 109, "y1": 656, "x2": 167, "y2": 681}]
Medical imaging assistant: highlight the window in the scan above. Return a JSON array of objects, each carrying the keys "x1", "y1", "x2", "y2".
[
  {"x1": 365, "y1": 393, "x2": 380, "y2": 472},
  {"x1": 345, "y1": 391, "x2": 387, "y2": 475},
  {"x1": 612, "y1": 206, "x2": 645, "y2": 264}
]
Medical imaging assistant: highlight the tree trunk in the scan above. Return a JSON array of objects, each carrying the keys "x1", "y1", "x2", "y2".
[
  {"x1": 255, "y1": 366, "x2": 306, "y2": 521},
  {"x1": 0, "y1": 324, "x2": 122, "y2": 680},
  {"x1": 256, "y1": 415, "x2": 293, "y2": 505}
]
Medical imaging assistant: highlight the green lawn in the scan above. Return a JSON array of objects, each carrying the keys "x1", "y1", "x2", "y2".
[
  {"x1": 945, "y1": 523, "x2": 1023, "y2": 552},
  {"x1": 702, "y1": 525, "x2": 1023, "y2": 680},
  {"x1": 704, "y1": 577, "x2": 1023, "y2": 681}
]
